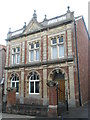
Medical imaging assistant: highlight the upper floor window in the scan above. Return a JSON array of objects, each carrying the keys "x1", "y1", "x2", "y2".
[
  {"x1": 51, "y1": 36, "x2": 64, "y2": 59},
  {"x1": 12, "y1": 47, "x2": 20, "y2": 64},
  {"x1": 29, "y1": 42, "x2": 40, "y2": 62},
  {"x1": 29, "y1": 72, "x2": 40, "y2": 94},
  {"x1": 10, "y1": 73, "x2": 19, "y2": 94},
  {"x1": 52, "y1": 38, "x2": 57, "y2": 45}
]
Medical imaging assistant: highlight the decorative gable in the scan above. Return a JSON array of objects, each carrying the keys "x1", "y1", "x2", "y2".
[{"x1": 24, "y1": 18, "x2": 43, "y2": 34}]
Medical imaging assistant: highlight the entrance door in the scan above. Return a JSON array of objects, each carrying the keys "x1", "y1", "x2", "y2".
[{"x1": 58, "y1": 80, "x2": 65, "y2": 103}]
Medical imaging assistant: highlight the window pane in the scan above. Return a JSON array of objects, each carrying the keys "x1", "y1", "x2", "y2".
[
  {"x1": 17, "y1": 47, "x2": 20, "y2": 52},
  {"x1": 17, "y1": 54, "x2": 20, "y2": 63},
  {"x1": 36, "y1": 50, "x2": 39, "y2": 60},
  {"x1": 37, "y1": 75, "x2": 39, "y2": 80},
  {"x1": 30, "y1": 51, "x2": 34, "y2": 61},
  {"x1": 30, "y1": 82, "x2": 34, "y2": 93},
  {"x1": 12, "y1": 82, "x2": 15, "y2": 87},
  {"x1": 16, "y1": 82, "x2": 19, "y2": 92},
  {"x1": 36, "y1": 42, "x2": 39, "y2": 48},
  {"x1": 59, "y1": 45, "x2": 64, "y2": 57},
  {"x1": 34, "y1": 74, "x2": 36, "y2": 80},
  {"x1": 52, "y1": 46, "x2": 57, "y2": 59},
  {"x1": 12, "y1": 54, "x2": 16, "y2": 64},
  {"x1": 59, "y1": 36, "x2": 63, "y2": 43},
  {"x1": 52, "y1": 39, "x2": 56, "y2": 44},
  {"x1": 15, "y1": 75, "x2": 17, "y2": 81},
  {"x1": 12, "y1": 48, "x2": 16, "y2": 53},
  {"x1": 17, "y1": 77, "x2": 19, "y2": 81},
  {"x1": 31, "y1": 43, "x2": 34, "y2": 49},
  {"x1": 35, "y1": 82, "x2": 39, "y2": 93},
  {"x1": 30, "y1": 75, "x2": 34, "y2": 80}
]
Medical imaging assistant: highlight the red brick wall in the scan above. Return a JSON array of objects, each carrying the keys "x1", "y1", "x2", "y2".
[
  {"x1": 76, "y1": 18, "x2": 88, "y2": 104},
  {"x1": 49, "y1": 87, "x2": 57, "y2": 105},
  {"x1": 7, "y1": 89, "x2": 16, "y2": 106}
]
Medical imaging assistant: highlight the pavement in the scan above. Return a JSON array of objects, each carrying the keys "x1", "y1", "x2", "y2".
[
  {"x1": 62, "y1": 103, "x2": 89, "y2": 119},
  {"x1": 0, "y1": 103, "x2": 89, "y2": 120}
]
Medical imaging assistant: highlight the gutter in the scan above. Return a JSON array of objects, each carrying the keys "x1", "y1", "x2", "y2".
[{"x1": 74, "y1": 20, "x2": 82, "y2": 106}]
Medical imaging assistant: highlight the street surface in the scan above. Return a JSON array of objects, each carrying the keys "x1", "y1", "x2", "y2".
[{"x1": 0, "y1": 103, "x2": 89, "y2": 120}]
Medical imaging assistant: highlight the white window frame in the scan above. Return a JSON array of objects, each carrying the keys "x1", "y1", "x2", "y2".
[
  {"x1": 29, "y1": 72, "x2": 40, "y2": 94},
  {"x1": 12, "y1": 47, "x2": 20, "y2": 64},
  {"x1": 29, "y1": 42, "x2": 40, "y2": 62},
  {"x1": 11, "y1": 74, "x2": 19, "y2": 94},
  {"x1": 51, "y1": 36, "x2": 64, "y2": 59}
]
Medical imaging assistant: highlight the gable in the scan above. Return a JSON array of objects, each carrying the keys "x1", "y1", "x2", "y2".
[{"x1": 24, "y1": 18, "x2": 43, "y2": 34}]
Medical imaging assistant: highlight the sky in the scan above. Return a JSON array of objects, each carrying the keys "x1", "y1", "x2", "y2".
[{"x1": 0, "y1": 0, "x2": 89, "y2": 45}]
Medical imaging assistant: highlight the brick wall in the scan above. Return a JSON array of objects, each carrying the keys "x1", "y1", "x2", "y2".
[
  {"x1": 7, "y1": 88, "x2": 16, "y2": 106},
  {"x1": 76, "y1": 18, "x2": 88, "y2": 104},
  {"x1": 0, "y1": 47, "x2": 6, "y2": 81}
]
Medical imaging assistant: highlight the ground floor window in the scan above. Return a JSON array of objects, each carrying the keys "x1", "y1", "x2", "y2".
[
  {"x1": 29, "y1": 72, "x2": 39, "y2": 94},
  {"x1": 10, "y1": 73, "x2": 19, "y2": 94}
]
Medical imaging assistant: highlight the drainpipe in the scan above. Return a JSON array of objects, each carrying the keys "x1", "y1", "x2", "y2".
[{"x1": 74, "y1": 20, "x2": 82, "y2": 106}]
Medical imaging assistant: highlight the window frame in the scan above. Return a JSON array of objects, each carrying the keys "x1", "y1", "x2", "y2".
[
  {"x1": 29, "y1": 72, "x2": 40, "y2": 94},
  {"x1": 11, "y1": 74, "x2": 19, "y2": 94},
  {"x1": 51, "y1": 36, "x2": 64, "y2": 59},
  {"x1": 12, "y1": 47, "x2": 20, "y2": 65},
  {"x1": 29, "y1": 42, "x2": 40, "y2": 62}
]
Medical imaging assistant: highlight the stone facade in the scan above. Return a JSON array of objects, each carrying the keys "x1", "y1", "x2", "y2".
[{"x1": 4, "y1": 8, "x2": 89, "y2": 115}]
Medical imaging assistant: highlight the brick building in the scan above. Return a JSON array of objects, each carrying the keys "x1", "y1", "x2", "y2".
[
  {"x1": 0, "y1": 44, "x2": 6, "y2": 106},
  {"x1": 0, "y1": 44, "x2": 6, "y2": 83},
  {"x1": 4, "y1": 7, "x2": 89, "y2": 115}
]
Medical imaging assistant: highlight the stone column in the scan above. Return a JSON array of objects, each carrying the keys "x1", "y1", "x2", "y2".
[
  {"x1": 67, "y1": 29, "x2": 72, "y2": 56},
  {"x1": 20, "y1": 68, "x2": 24, "y2": 104},
  {"x1": 43, "y1": 35, "x2": 47, "y2": 61},
  {"x1": 43, "y1": 65, "x2": 48, "y2": 105},
  {"x1": 4, "y1": 70, "x2": 8, "y2": 95},
  {"x1": 69, "y1": 65, "x2": 75, "y2": 107},
  {"x1": 22, "y1": 42, "x2": 25, "y2": 63}
]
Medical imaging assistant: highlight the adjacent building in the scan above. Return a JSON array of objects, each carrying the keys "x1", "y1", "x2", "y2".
[
  {"x1": 0, "y1": 44, "x2": 6, "y2": 83},
  {"x1": 4, "y1": 7, "x2": 89, "y2": 115},
  {"x1": 0, "y1": 44, "x2": 6, "y2": 105}
]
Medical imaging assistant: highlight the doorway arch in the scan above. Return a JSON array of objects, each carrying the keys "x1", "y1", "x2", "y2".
[{"x1": 48, "y1": 68, "x2": 68, "y2": 105}]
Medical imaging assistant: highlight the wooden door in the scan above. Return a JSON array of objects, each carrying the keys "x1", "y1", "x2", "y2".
[{"x1": 58, "y1": 80, "x2": 65, "y2": 103}]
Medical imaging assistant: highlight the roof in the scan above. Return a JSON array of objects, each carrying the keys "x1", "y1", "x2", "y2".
[
  {"x1": 6, "y1": 7, "x2": 74, "y2": 41},
  {"x1": 75, "y1": 16, "x2": 90, "y2": 40}
]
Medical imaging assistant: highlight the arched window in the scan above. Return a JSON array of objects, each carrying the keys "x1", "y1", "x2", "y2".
[
  {"x1": 29, "y1": 72, "x2": 39, "y2": 94},
  {"x1": 10, "y1": 73, "x2": 19, "y2": 93}
]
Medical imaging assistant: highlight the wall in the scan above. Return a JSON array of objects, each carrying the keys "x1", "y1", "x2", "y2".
[
  {"x1": 76, "y1": 18, "x2": 88, "y2": 104},
  {"x1": 0, "y1": 47, "x2": 6, "y2": 81}
]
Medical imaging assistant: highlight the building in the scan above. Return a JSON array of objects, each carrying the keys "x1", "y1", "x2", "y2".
[
  {"x1": 4, "y1": 7, "x2": 89, "y2": 115},
  {"x1": 0, "y1": 44, "x2": 6, "y2": 83},
  {"x1": 0, "y1": 44, "x2": 6, "y2": 106}
]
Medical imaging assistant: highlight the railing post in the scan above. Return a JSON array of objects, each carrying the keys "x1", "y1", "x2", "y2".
[{"x1": 66, "y1": 90, "x2": 68, "y2": 111}]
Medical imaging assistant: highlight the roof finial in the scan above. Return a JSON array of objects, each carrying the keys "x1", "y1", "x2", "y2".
[
  {"x1": 67, "y1": 6, "x2": 70, "y2": 13},
  {"x1": 8, "y1": 28, "x2": 11, "y2": 34},
  {"x1": 33, "y1": 10, "x2": 37, "y2": 20},
  {"x1": 44, "y1": 14, "x2": 47, "y2": 21},
  {"x1": 23, "y1": 22, "x2": 26, "y2": 29}
]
